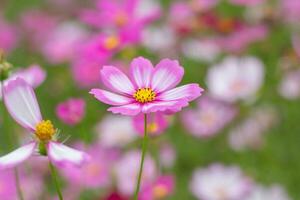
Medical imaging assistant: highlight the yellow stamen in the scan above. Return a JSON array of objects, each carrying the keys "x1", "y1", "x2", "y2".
[
  {"x1": 104, "y1": 35, "x2": 120, "y2": 50},
  {"x1": 148, "y1": 123, "x2": 158, "y2": 133},
  {"x1": 35, "y1": 120, "x2": 55, "y2": 141},
  {"x1": 153, "y1": 185, "x2": 168, "y2": 199},
  {"x1": 133, "y1": 88, "x2": 156, "y2": 103}
]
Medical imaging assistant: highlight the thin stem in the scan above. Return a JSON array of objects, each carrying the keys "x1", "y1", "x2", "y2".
[
  {"x1": 48, "y1": 161, "x2": 64, "y2": 200},
  {"x1": 133, "y1": 114, "x2": 148, "y2": 200},
  {"x1": 14, "y1": 168, "x2": 24, "y2": 200}
]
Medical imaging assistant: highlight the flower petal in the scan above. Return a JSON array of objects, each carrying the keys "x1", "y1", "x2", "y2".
[
  {"x1": 141, "y1": 100, "x2": 189, "y2": 113},
  {"x1": 0, "y1": 142, "x2": 36, "y2": 170},
  {"x1": 108, "y1": 103, "x2": 141, "y2": 116},
  {"x1": 90, "y1": 89, "x2": 133, "y2": 106},
  {"x1": 47, "y1": 142, "x2": 90, "y2": 167},
  {"x1": 130, "y1": 57, "x2": 154, "y2": 88},
  {"x1": 151, "y1": 59, "x2": 184, "y2": 93},
  {"x1": 10, "y1": 65, "x2": 46, "y2": 88},
  {"x1": 3, "y1": 78, "x2": 42, "y2": 131},
  {"x1": 100, "y1": 66, "x2": 135, "y2": 95},
  {"x1": 158, "y1": 84, "x2": 204, "y2": 102}
]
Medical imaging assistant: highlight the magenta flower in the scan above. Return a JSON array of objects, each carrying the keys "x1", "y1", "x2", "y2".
[
  {"x1": 56, "y1": 98, "x2": 86, "y2": 125},
  {"x1": 90, "y1": 57, "x2": 203, "y2": 115},
  {"x1": 0, "y1": 78, "x2": 89, "y2": 170},
  {"x1": 0, "y1": 16, "x2": 18, "y2": 53}
]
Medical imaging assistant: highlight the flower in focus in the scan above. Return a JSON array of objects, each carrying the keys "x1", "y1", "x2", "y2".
[
  {"x1": 90, "y1": 56, "x2": 204, "y2": 115},
  {"x1": 181, "y1": 96, "x2": 237, "y2": 138},
  {"x1": 96, "y1": 114, "x2": 138, "y2": 148},
  {"x1": 190, "y1": 164, "x2": 253, "y2": 200},
  {"x1": 56, "y1": 98, "x2": 86, "y2": 126},
  {"x1": 0, "y1": 78, "x2": 89, "y2": 170},
  {"x1": 0, "y1": 170, "x2": 17, "y2": 199},
  {"x1": 132, "y1": 112, "x2": 170, "y2": 136},
  {"x1": 114, "y1": 150, "x2": 157, "y2": 196},
  {"x1": 207, "y1": 56, "x2": 264, "y2": 102}
]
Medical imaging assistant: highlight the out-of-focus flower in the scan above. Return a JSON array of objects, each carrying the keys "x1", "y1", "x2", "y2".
[
  {"x1": 80, "y1": 0, "x2": 161, "y2": 30},
  {"x1": 245, "y1": 184, "x2": 291, "y2": 200},
  {"x1": 61, "y1": 144, "x2": 118, "y2": 188},
  {"x1": 181, "y1": 39, "x2": 220, "y2": 63},
  {"x1": 0, "y1": 78, "x2": 90, "y2": 169},
  {"x1": 114, "y1": 150, "x2": 157, "y2": 196},
  {"x1": 56, "y1": 98, "x2": 86, "y2": 126},
  {"x1": 278, "y1": 69, "x2": 300, "y2": 100},
  {"x1": 218, "y1": 25, "x2": 268, "y2": 53},
  {"x1": 139, "y1": 175, "x2": 174, "y2": 200},
  {"x1": 229, "y1": 0, "x2": 264, "y2": 6},
  {"x1": 41, "y1": 22, "x2": 88, "y2": 64},
  {"x1": 96, "y1": 114, "x2": 138, "y2": 148},
  {"x1": 207, "y1": 56, "x2": 264, "y2": 102},
  {"x1": 0, "y1": 65, "x2": 46, "y2": 99},
  {"x1": 20, "y1": 172, "x2": 44, "y2": 200},
  {"x1": 132, "y1": 112, "x2": 169, "y2": 136},
  {"x1": 190, "y1": 164, "x2": 252, "y2": 200},
  {"x1": 159, "y1": 143, "x2": 176, "y2": 169},
  {"x1": 229, "y1": 106, "x2": 278, "y2": 151},
  {"x1": 182, "y1": 96, "x2": 237, "y2": 138},
  {"x1": 0, "y1": 16, "x2": 18, "y2": 53},
  {"x1": 280, "y1": 0, "x2": 300, "y2": 23},
  {"x1": 90, "y1": 57, "x2": 203, "y2": 115},
  {"x1": 0, "y1": 170, "x2": 17, "y2": 199}
]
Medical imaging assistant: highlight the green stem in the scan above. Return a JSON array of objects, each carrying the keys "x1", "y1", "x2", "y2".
[
  {"x1": 14, "y1": 168, "x2": 24, "y2": 200},
  {"x1": 133, "y1": 114, "x2": 148, "y2": 200},
  {"x1": 48, "y1": 161, "x2": 64, "y2": 200}
]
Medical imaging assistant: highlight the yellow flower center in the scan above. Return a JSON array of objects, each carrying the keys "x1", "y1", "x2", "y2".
[
  {"x1": 35, "y1": 120, "x2": 55, "y2": 141},
  {"x1": 133, "y1": 88, "x2": 156, "y2": 103},
  {"x1": 104, "y1": 35, "x2": 120, "y2": 50},
  {"x1": 148, "y1": 123, "x2": 158, "y2": 133},
  {"x1": 153, "y1": 185, "x2": 168, "y2": 199}
]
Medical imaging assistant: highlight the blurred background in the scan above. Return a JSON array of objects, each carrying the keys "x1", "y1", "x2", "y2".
[{"x1": 0, "y1": 0, "x2": 300, "y2": 199}]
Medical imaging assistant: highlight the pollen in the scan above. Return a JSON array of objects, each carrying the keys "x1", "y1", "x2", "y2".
[
  {"x1": 133, "y1": 88, "x2": 156, "y2": 103},
  {"x1": 35, "y1": 120, "x2": 55, "y2": 141},
  {"x1": 104, "y1": 35, "x2": 120, "y2": 50},
  {"x1": 148, "y1": 123, "x2": 158, "y2": 133}
]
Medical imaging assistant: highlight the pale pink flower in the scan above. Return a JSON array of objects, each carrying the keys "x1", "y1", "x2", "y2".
[
  {"x1": 56, "y1": 98, "x2": 86, "y2": 125},
  {"x1": 0, "y1": 65, "x2": 46, "y2": 99},
  {"x1": 139, "y1": 175, "x2": 175, "y2": 200},
  {"x1": 41, "y1": 22, "x2": 88, "y2": 64},
  {"x1": 0, "y1": 170, "x2": 17, "y2": 199},
  {"x1": 181, "y1": 96, "x2": 237, "y2": 138},
  {"x1": 159, "y1": 143, "x2": 176, "y2": 169},
  {"x1": 90, "y1": 57, "x2": 203, "y2": 115},
  {"x1": 0, "y1": 16, "x2": 18, "y2": 53},
  {"x1": 280, "y1": 0, "x2": 300, "y2": 23},
  {"x1": 229, "y1": 0, "x2": 264, "y2": 6},
  {"x1": 245, "y1": 184, "x2": 291, "y2": 200},
  {"x1": 190, "y1": 164, "x2": 252, "y2": 200},
  {"x1": 278, "y1": 69, "x2": 300, "y2": 100},
  {"x1": 207, "y1": 56, "x2": 264, "y2": 102},
  {"x1": 96, "y1": 114, "x2": 138, "y2": 148},
  {"x1": 132, "y1": 112, "x2": 169, "y2": 136},
  {"x1": 114, "y1": 150, "x2": 157, "y2": 196},
  {"x1": 0, "y1": 78, "x2": 89, "y2": 170}
]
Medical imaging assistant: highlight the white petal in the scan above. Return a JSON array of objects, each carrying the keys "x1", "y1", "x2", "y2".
[
  {"x1": 0, "y1": 142, "x2": 36, "y2": 170},
  {"x1": 3, "y1": 78, "x2": 42, "y2": 131},
  {"x1": 47, "y1": 142, "x2": 90, "y2": 167}
]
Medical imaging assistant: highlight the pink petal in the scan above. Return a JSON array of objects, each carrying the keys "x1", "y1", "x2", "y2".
[
  {"x1": 108, "y1": 103, "x2": 141, "y2": 116},
  {"x1": 158, "y1": 84, "x2": 204, "y2": 102},
  {"x1": 100, "y1": 66, "x2": 135, "y2": 95},
  {"x1": 47, "y1": 142, "x2": 90, "y2": 167},
  {"x1": 90, "y1": 89, "x2": 133, "y2": 106},
  {"x1": 151, "y1": 59, "x2": 184, "y2": 93},
  {"x1": 10, "y1": 65, "x2": 46, "y2": 88},
  {"x1": 141, "y1": 100, "x2": 189, "y2": 113},
  {"x1": 0, "y1": 142, "x2": 36, "y2": 170},
  {"x1": 3, "y1": 78, "x2": 42, "y2": 131},
  {"x1": 129, "y1": 57, "x2": 154, "y2": 88}
]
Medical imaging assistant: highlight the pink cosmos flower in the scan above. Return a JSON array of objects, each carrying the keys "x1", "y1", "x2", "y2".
[
  {"x1": 0, "y1": 16, "x2": 18, "y2": 53},
  {"x1": 90, "y1": 57, "x2": 203, "y2": 116},
  {"x1": 0, "y1": 170, "x2": 17, "y2": 199},
  {"x1": 114, "y1": 150, "x2": 157, "y2": 195},
  {"x1": 56, "y1": 98, "x2": 86, "y2": 125},
  {"x1": 206, "y1": 56, "x2": 264, "y2": 102},
  {"x1": 181, "y1": 96, "x2": 237, "y2": 138},
  {"x1": 132, "y1": 112, "x2": 169, "y2": 136},
  {"x1": 0, "y1": 65, "x2": 46, "y2": 99},
  {"x1": 0, "y1": 78, "x2": 89, "y2": 170},
  {"x1": 190, "y1": 164, "x2": 253, "y2": 200},
  {"x1": 139, "y1": 175, "x2": 175, "y2": 200}
]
